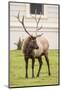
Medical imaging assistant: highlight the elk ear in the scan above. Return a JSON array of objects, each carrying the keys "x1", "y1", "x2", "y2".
[{"x1": 36, "y1": 33, "x2": 43, "y2": 38}]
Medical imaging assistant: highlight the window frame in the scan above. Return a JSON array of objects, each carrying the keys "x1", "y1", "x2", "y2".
[
  {"x1": 30, "y1": 3, "x2": 44, "y2": 15},
  {"x1": 25, "y1": 3, "x2": 48, "y2": 19}
]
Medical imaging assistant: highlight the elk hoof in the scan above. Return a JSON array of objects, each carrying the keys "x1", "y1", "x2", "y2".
[
  {"x1": 25, "y1": 76, "x2": 28, "y2": 79},
  {"x1": 49, "y1": 72, "x2": 51, "y2": 76},
  {"x1": 32, "y1": 76, "x2": 34, "y2": 78},
  {"x1": 36, "y1": 74, "x2": 39, "y2": 77}
]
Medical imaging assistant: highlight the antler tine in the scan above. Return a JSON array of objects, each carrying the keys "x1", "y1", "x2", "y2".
[
  {"x1": 37, "y1": 26, "x2": 42, "y2": 30},
  {"x1": 34, "y1": 9, "x2": 43, "y2": 36},
  {"x1": 16, "y1": 11, "x2": 33, "y2": 37},
  {"x1": 36, "y1": 12, "x2": 43, "y2": 31},
  {"x1": 22, "y1": 16, "x2": 24, "y2": 24},
  {"x1": 34, "y1": 9, "x2": 38, "y2": 36},
  {"x1": 34, "y1": 10, "x2": 42, "y2": 28},
  {"x1": 37, "y1": 12, "x2": 41, "y2": 26},
  {"x1": 35, "y1": 9, "x2": 38, "y2": 23},
  {"x1": 16, "y1": 11, "x2": 22, "y2": 23}
]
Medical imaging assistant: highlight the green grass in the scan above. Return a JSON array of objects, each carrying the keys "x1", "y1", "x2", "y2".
[{"x1": 9, "y1": 49, "x2": 59, "y2": 87}]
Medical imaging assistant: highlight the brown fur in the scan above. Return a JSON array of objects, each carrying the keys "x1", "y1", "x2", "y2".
[
  {"x1": 22, "y1": 35, "x2": 51, "y2": 78},
  {"x1": 22, "y1": 37, "x2": 31, "y2": 54}
]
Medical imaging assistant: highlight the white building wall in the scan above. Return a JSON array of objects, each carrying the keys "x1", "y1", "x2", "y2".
[{"x1": 10, "y1": 2, "x2": 58, "y2": 50}]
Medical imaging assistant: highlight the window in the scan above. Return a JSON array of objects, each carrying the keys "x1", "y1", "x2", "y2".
[{"x1": 30, "y1": 3, "x2": 44, "y2": 15}]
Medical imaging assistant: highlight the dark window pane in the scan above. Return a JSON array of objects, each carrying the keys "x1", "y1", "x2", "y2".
[{"x1": 30, "y1": 3, "x2": 44, "y2": 14}]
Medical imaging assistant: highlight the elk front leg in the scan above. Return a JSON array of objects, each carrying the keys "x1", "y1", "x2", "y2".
[
  {"x1": 25, "y1": 57, "x2": 28, "y2": 78},
  {"x1": 32, "y1": 58, "x2": 35, "y2": 78},
  {"x1": 37, "y1": 57, "x2": 42, "y2": 77}
]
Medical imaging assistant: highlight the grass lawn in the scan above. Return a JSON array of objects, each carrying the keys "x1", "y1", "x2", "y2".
[{"x1": 9, "y1": 49, "x2": 59, "y2": 87}]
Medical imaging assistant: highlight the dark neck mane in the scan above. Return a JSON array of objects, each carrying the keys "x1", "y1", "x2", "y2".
[{"x1": 23, "y1": 36, "x2": 32, "y2": 55}]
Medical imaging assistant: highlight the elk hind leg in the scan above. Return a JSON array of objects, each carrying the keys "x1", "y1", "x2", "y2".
[{"x1": 45, "y1": 54, "x2": 51, "y2": 76}]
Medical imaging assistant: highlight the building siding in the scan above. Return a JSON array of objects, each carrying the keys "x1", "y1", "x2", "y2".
[{"x1": 10, "y1": 3, "x2": 58, "y2": 50}]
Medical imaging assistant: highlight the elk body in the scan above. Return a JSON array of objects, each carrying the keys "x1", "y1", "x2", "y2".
[
  {"x1": 22, "y1": 35, "x2": 50, "y2": 78},
  {"x1": 16, "y1": 11, "x2": 51, "y2": 78}
]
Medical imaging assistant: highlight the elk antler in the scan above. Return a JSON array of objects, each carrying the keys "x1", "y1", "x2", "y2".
[
  {"x1": 16, "y1": 11, "x2": 33, "y2": 37},
  {"x1": 34, "y1": 9, "x2": 42, "y2": 31},
  {"x1": 33, "y1": 9, "x2": 43, "y2": 37}
]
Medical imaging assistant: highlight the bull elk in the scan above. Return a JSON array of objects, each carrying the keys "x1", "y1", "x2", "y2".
[{"x1": 16, "y1": 10, "x2": 51, "y2": 78}]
